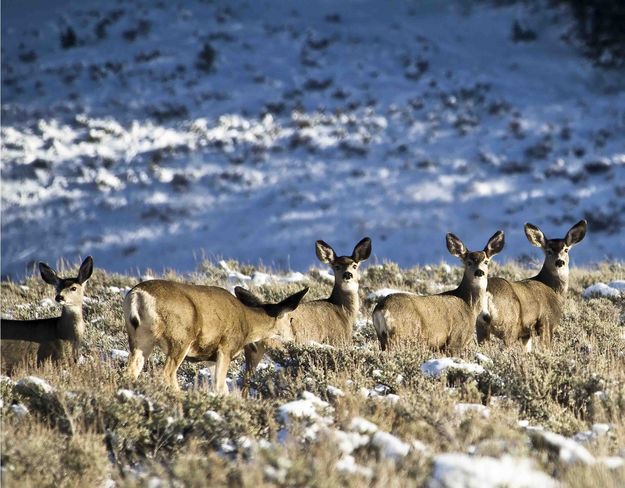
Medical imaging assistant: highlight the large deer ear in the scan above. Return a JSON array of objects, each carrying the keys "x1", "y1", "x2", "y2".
[
  {"x1": 234, "y1": 287, "x2": 264, "y2": 308},
  {"x1": 352, "y1": 237, "x2": 372, "y2": 262},
  {"x1": 524, "y1": 223, "x2": 546, "y2": 248},
  {"x1": 39, "y1": 262, "x2": 59, "y2": 286},
  {"x1": 77, "y1": 256, "x2": 94, "y2": 284},
  {"x1": 484, "y1": 231, "x2": 505, "y2": 258},
  {"x1": 315, "y1": 240, "x2": 336, "y2": 264},
  {"x1": 446, "y1": 233, "x2": 467, "y2": 259},
  {"x1": 565, "y1": 220, "x2": 587, "y2": 247},
  {"x1": 267, "y1": 287, "x2": 309, "y2": 318}
]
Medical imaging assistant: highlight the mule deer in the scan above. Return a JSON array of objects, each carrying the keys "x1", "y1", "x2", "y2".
[
  {"x1": 1, "y1": 257, "x2": 94, "y2": 371},
  {"x1": 123, "y1": 280, "x2": 308, "y2": 394},
  {"x1": 477, "y1": 220, "x2": 587, "y2": 350},
  {"x1": 372, "y1": 231, "x2": 504, "y2": 352},
  {"x1": 243, "y1": 237, "x2": 371, "y2": 380}
]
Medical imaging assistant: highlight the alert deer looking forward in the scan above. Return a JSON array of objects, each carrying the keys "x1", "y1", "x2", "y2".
[
  {"x1": 123, "y1": 280, "x2": 308, "y2": 394},
  {"x1": 1, "y1": 256, "x2": 94, "y2": 371},
  {"x1": 372, "y1": 231, "x2": 504, "y2": 352},
  {"x1": 477, "y1": 220, "x2": 587, "y2": 350},
  {"x1": 243, "y1": 237, "x2": 371, "y2": 378}
]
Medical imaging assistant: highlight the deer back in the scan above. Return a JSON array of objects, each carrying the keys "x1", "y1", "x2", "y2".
[
  {"x1": 289, "y1": 298, "x2": 354, "y2": 346},
  {"x1": 374, "y1": 293, "x2": 474, "y2": 352}
]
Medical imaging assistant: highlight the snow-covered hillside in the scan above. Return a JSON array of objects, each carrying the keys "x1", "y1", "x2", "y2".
[{"x1": 2, "y1": 0, "x2": 624, "y2": 277}]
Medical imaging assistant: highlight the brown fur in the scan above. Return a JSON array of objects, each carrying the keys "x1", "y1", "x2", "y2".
[
  {"x1": 242, "y1": 238, "x2": 371, "y2": 391},
  {"x1": 1, "y1": 257, "x2": 93, "y2": 372},
  {"x1": 478, "y1": 220, "x2": 586, "y2": 350},
  {"x1": 373, "y1": 231, "x2": 504, "y2": 353},
  {"x1": 124, "y1": 280, "x2": 307, "y2": 394}
]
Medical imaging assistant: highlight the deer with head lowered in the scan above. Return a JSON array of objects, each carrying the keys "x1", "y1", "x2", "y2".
[
  {"x1": 477, "y1": 220, "x2": 587, "y2": 351},
  {"x1": 372, "y1": 231, "x2": 504, "y2": 352},
  {"x1": 242, "y1": 237, "x2": 371, "y2": 381},
  {"x1": 1, "y1": 256, "x2": 94, "y2": 371},
  {"x1": 123, "y1": 279, "x2": 308, "y2": 394}
]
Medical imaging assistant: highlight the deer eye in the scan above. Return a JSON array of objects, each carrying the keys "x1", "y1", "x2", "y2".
[
  {"x1": 71, "y1": 286, "x2": 78, "y2": 291},
  {"x1": 352, "y1": 264, "x2": 357, "y2": 269},
  {"x1": 564, "y1": 249, "x2": 569, "y2": 253}
]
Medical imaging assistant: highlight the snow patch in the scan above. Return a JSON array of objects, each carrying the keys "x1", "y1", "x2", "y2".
[
  {"x1": 371, "y1": 431, "x2": 410, "y2": 460},
  {"x1": 582, "y1": 283, "x2": 623, "y2": 299},
  {"x1": 421, "y1": 358, "x2": 485, "y2": 378},
  {"x1": 428, "y1": 454, "x2": 557, "y2": 488},
  {"x1": 454, "y1": 403, "x2": 490, "y2": 418}
]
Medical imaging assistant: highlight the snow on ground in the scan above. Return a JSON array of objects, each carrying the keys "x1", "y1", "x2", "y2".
[
  {"x1": 421, "y1": 358, "x2": 485, "y2": 378},
  {"x1": 428, "y1": 453, "x2": 558, "y2": 488},
  {"x1": 527, "y1": 428, "x2": 596, "y2": 465},
  {"x1": 15, "y1": 376, "x2": 54, "y2": 395},
  {"x1": 583, "y1": 281, "x2": 625, "y2": 299},
  {"x1": 2, "y1": 0, "x2": 624, "y2": 278},
  {"x1": 454, "y1": 403, "x2": 490, "y2": 418}
]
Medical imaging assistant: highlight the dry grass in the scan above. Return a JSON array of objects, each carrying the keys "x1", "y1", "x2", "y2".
[{"x1": 1, "y1": 259, "x2": 624, "y2": 486}]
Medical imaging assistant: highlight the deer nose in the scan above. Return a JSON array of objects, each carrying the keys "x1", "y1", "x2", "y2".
[
  {"x1": 343, "y1": 271, "x2": 353, "y2": 280},
  {"x1": 555, "y1": 259, "x2": 565, "y2": 268},
  {"x1": 474, "y1": 269, "x2": 485, "y2": 277},
  {"x1": 55, "y1": 294, "x2": 63, "y2": 303}
]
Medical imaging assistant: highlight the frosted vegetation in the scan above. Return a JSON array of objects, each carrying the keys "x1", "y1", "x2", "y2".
[{"x1": 1, "y1": 259, "x2": 624, "y2": 486}]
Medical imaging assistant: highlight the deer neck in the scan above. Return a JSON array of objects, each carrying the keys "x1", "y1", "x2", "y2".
[
  {"x1": 455, "y1": 275, "x2": 486, "y2": 317},
  {"x1": 59, "y1": 304, "x2": 84, "y2": 341},
  {"x1": 535, "y1": 264, "x2": 568, "y2": 295},
  {"x1": 329, "y1": 283, "x2": 359, "y2": 321},
  {"x1": 242, "y1": 308, "x2": 277, "y2": 344}
]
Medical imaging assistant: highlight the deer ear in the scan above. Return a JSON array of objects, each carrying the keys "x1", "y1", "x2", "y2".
[
  {"x1": 39, "y1": 262, "x2": 59, "y2": 286},
  {"x1": 446, "y1": 233, "x2": 467, "y2": 259},
  {"x1": 484, "y1": 231, "x2": 505, "y2": 258},
  {"x1": 351, "y1": 237, "x2": 372, "y2": 262},
  {"x1": 524, "y1": 223, "x2": 546, "y2": 248},
  {"x1": 234, "y1": 287, "x2": 264, "y2": 308},
  {"x1": 77, "y1": 256, "x2": 94, "y2": 284},
  {"x1": 270, "y1": 287, "x2": 308, "y2": 318},
  {"x1": 315, "y1": 240, "x2": 336, "y2": 264},
  {"x1": 565, "y1": 220, "x2": 587, "y2": 247}
]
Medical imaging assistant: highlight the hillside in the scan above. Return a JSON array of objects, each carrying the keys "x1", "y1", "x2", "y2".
[{"x1": 2, "y1": 0, "x2": 625, "y2": 278}]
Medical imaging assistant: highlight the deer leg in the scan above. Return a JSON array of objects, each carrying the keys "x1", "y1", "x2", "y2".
[
  {"x1": 162, "y1": 343, "x2": 191, "y2": 391},
  {"x1": 213, "y1": 349, "x2": 231, "y2": 395},
  {"x1": 380, "y1": 331, "x2": 389, "y2": 352},
  {"x1": 242, "y1": 342, "x2": 265, "y2": 398},
  {"x1": 127, "y1": 334, "x2": 154, "y2": 380}
]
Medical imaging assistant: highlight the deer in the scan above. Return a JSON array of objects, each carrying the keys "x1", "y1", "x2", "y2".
[
  {"x1": 476, "y1": 220, "x2": 587, "y2": 351},
  {"x1": 242, "y1": 237, "x2": 372, "y2": 385},
  {"x1": 1, "y1": 256, "x2": 94, "y2": 371},
  {"x1": 372, "y1": 231, "x2": 504, "y2": 352},
  {"x1": 123, "y1": 279, "x2": 308, "y2": 394}
]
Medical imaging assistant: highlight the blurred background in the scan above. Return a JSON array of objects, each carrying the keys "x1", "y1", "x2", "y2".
[{"x1": 2, "y1": 0, "x2": 624, "y2": 278}]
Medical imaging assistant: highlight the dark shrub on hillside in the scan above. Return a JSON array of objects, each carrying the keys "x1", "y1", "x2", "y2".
[
  {"x1": 196, "y1": 43, "x2": 217, "y2": 72},
  {"x1": 561, "y1": 0, "x2": 625, "y2": 65}
]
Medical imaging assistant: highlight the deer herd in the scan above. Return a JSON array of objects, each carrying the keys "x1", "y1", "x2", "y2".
[{"x1": 1, "y1": 220, "x2": 587, "y2": 395}]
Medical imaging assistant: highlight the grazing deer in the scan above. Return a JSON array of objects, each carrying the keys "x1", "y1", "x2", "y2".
[
  {"x1": 372, "y1": 231, "x2": 504, "y2": 352},
  {"x1": 123, "y1": 280, "x2": 308, "y2": 394},
  {"x1": 1, "y1": 257, "x2": 94, "y2": 371},
  {"x1": 242, "y1": 237, "x2": 372, "y2": 381},
  {"x1": 477, "y1": 220, "x2": 587, "y2": 351}
]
